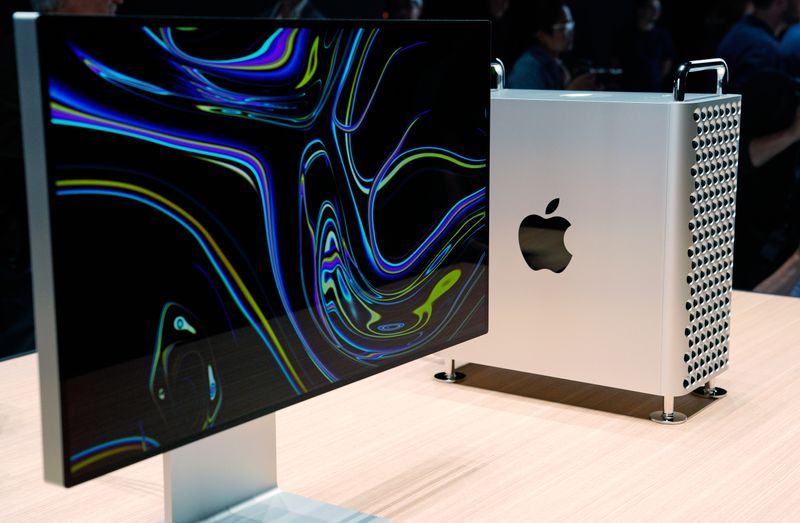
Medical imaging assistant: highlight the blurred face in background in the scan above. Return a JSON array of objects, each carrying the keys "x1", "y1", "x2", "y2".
[
  {"x1": 407, "y1": 1, "x2": 422, "y2": 20},
  {"x1": 56, "y1": 0, "x2": 123, "y2": 15},
  {"x1": 637, "y1": 0, "x2": 662, "y2": 26},
  {"x1": 538, "y1": 5, "x2": 575, "y2": 56},
  {"x1": 383, "y1": 0, "x2": 422, "y2": 19}
]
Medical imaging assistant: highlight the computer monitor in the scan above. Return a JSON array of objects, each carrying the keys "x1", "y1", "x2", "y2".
[{"x1": 16, "y1": 14, "x2": 489, "y2": 487}]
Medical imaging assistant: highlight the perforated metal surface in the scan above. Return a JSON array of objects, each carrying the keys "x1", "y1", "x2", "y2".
[{"x1": 683, "y1": 102, "x2": 740, "y2": 390}]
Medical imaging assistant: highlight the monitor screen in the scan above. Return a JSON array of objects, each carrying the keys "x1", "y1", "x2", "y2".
[{"x1": 24, "y1": 15, "x2": 489, "y2": 486}]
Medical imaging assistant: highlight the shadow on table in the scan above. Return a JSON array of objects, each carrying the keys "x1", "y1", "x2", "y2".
[{"x1": 453, "y1": 363, "x2": 717, "y2": 420}]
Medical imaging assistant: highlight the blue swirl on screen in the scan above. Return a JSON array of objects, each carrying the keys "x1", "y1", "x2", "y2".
[{"x1": 43, "y1": 21, "x2": 488, "y2": 483}]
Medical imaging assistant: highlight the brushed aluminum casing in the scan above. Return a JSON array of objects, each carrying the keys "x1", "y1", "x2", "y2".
[
  {"x1": 445, "y1": 89, "x2": 740, "y2": 397},
  {"x1": 14, "y1": 12, "x2": 66, "y2": 485}
]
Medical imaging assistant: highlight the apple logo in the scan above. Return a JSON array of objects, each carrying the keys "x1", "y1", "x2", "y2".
[{"x1": 518, "y1": 198, "x2": 573, "y2": 273}]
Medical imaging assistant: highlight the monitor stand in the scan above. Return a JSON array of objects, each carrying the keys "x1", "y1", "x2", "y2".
[{"x1": 162, "y1": 414, "x2": 384, "y2": 522}]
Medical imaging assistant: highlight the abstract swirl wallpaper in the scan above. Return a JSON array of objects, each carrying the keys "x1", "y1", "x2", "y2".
[{"x1": 36, "y1": 16, "x2": 489, "y2": 485}]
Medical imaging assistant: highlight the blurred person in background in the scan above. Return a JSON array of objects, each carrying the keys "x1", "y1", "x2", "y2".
[
  {"x1": 264, "y1": 0, "x2": 324, "y2": 19},
  {"x1": 781, "y1": 17, "x2": 800, "y2": 78},
  {"x1": 701, "y1": 0, "x2": 754, "y2": 58},
  {"x1": 382, "y1": 0, "x2": 422, "y2": 19},
  {"x1": 33, "y1": 0, "x2": 124, "y2": 13},
  {"x1": 718, "y1": 0, "x2": 797, "y2": 90},
  {"x1": 717, "y1": 0, "x2": 800, "y2": 291},
  {"x1": 507, "y1": 0, "x2": 596, "y2": 90},
  {"x1": 611, "y1": 0, "x2": 674, "y2": 92}
]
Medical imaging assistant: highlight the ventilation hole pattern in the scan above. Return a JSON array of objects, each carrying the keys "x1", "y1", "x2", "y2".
[{"x1": 683, "y1": 102, "x2": 740, "y2": 390}]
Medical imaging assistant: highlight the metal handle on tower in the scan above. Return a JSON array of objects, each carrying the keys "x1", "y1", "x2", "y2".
[
  {"x1": 673, "y1": 58, "x2": 729, "y2": 102},
  {"x1": 491, "y1": 59, "x2": 506, "y2": 91}
]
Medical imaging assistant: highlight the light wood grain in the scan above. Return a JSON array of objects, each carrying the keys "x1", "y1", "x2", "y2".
[{"x1": 1, "y1": 291, "x2": 799, "y2": 522}]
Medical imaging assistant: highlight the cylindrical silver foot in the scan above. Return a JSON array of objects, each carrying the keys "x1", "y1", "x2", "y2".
[
  {"x1": 434, "y1": 359, "x2": 465, "y2": 383},
  {"x1": 692, "y1": 381, "x2": 728, "y2": 399},
  {"x1": 649, "y1": 411, "x2": 688, "y2": 425},
  {"x1": 649, "y1": 395, "x2": 687, "y2": 424},
  {"x1": 434, "y1": 371, "x2": 466, "y2": 383}
]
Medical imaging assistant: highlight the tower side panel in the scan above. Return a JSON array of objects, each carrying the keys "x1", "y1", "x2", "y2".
[{"x1": 448, "y1": 94, "x2": 672, "y2": 395}]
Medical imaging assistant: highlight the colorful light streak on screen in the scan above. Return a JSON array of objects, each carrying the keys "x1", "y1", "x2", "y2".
[{"x1": 37, "y1": 17, "x2": 489, "y2": 486}]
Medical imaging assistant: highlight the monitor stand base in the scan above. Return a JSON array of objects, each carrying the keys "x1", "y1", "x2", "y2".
[
  {"x1": 198, "y1": 489, "x2": 383, "y2": 522},
  {"x1": 162, "y1": 413, "x2": 384, "y2": 523}
]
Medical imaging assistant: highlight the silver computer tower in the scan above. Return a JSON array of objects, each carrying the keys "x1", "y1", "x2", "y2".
[{"x1": 444, "y1": 62, "x2": 741, "y2": 423}]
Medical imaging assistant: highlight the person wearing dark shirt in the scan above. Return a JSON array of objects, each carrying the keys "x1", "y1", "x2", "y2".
[
  {"x1": 612, "y1": 0, "x2": 674, "y2": 92},
  {"x1": 717, "y1": 0, "x2": 800, "y2": 290},
  {"x1": 717, "y1": 3, "x2": 786, "y2": 92},
  {"x1": 780, "y1": 22, "x2": 800, "y2": 78},
  {"x1": 509, "y1": 43, "x2": 565, "y2": 90},
  {"x1": 701, "y1": 1, "x2": 754, "y2": 59},
  {"x1": 508, "y1": 0, "x2": 595, "y2": 90}
]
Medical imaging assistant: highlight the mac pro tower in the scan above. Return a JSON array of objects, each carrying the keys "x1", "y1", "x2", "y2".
[{"x1": 443, "y1": 62, "x2": 740, "y2": 423}]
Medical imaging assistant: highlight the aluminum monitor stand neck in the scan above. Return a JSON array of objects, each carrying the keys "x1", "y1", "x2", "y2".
[{"x1": 163, "y1": 414, "x2": 384, "y2": 523}]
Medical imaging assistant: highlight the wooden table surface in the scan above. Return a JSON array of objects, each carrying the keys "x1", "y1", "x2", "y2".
[{"x1": 1, "y1": 291, "x2": 799, "y2": 522}]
